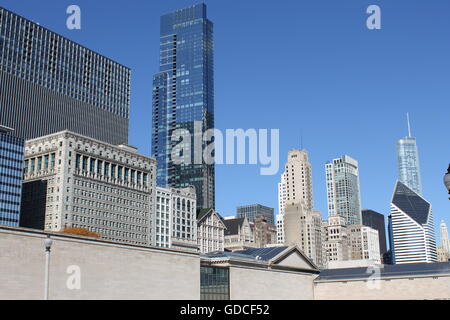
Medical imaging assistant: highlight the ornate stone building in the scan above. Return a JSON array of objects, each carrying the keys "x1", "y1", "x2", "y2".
[
  {"x1": 19, "y1": 131, "x2": 156, "y2": 246},
  {"x1": 197, "y1": 208, "x2": 226, "y2": 254}
]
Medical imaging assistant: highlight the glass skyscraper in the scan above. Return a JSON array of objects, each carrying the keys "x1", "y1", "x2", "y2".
[
  {"x1": 0, "y1": 7, "x2": 131, "y2": 145},
  {"x1": 0, "y1": 126, "x2": 24, "y2": 227},
  {"x1": 326, "y1": 155, "x2": 362, "y2": 225},
  {"x1": 152, "y1": 4, "x2": 215, "y2": 209},
  {"x1": 397, "y1": 136, "x2": 422, "y2": 196},
  {"x1": 397, "y1": 114, "x2": 422, "y2": 195}
]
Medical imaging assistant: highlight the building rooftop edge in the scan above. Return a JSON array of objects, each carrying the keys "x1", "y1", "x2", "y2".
[
  {"x1": 25, "y1": 130, "x2": 156, "y2": 162},
  {"x1": 0, "y1": 6, "x2": 131, "y2": 71}
]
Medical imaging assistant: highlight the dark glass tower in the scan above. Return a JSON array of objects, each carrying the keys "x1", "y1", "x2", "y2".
[
  {"x1": 0, "y1": 7, "x2": 130, "y2": 145},
  {"x1": 0, "y1": 126, "x2": 24, "y2": 227},
  {"x1": 362, "y1": 209, "x2": 387, "y2": 257},
  {"x1": 152, "y1": 4, "x2": 215, "y2": 209}
]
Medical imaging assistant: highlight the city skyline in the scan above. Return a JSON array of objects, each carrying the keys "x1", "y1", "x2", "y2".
[{"x1": 1, "y1": 0, "x2": 449, "y2": 243}]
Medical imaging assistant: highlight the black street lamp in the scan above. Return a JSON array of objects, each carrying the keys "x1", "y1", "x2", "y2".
[{"x1": 444, "y1": 164, "x2": 450, "y2": 199}]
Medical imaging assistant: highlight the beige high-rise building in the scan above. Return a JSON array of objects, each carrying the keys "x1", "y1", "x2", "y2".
[
  {"x1": 278, "y1": 149, "x2": 314, "y2": 214},
  {"x1": 277, "y1": 149, "x2": 324, "y2": 268}
]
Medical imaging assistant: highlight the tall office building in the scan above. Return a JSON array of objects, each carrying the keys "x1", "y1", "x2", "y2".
[
  {"x1": 278, "y1": 149, "x2": 314, "y2": 215},
  {"x1": 155, "y1": 186, "x2": 197, "y2": 251},
  {"x1": 326, "y1": 155, "x2": 362, "y2": 225},
  {"x1": 397, "y1": 114, "x2": 422, "y2": 195},
  {"x1": 0, "y1": 7, "x2": 130, "y2": 145},
  {"x1": 362, "y1": 209, "x2": 388, "y2": 258},
  {"x1": 236, "y1": 204, "x2": 275, "y2": 225},
  {"x1": 277, "y1": 149, "x2": 323, "y2": 267},
  {"x1": 19, "y1": 131, "x2": 156, "y2": 246},
  {"x1": 440, "y1": 220, "x2": 450, "y2": 255},
  {"x1": 152, "y1": 4, "x2": 215, "y2": 209},
  {"x1": 0, "y1": 126, "x2": 24, "y2": 227},
  {"x1": 389, "y1": 181, "x2": 437, "y2": 264}
]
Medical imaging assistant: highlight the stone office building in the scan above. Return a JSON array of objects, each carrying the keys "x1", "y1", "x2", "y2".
[
  {"x1": 197, "y1": 208, "x2": 226, "y2": 254},
  {"x1": 155, "y1": 186, "x2": 197, "y2": 251},
  {"x1": 19, "y1": 131, "x2": 156, "y2": 246}
]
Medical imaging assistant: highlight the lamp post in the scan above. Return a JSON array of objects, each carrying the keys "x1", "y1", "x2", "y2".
[
  {"x1": 43, "y1": 236, "x2": 53, "y2": 300},
  {"x1": 444, "y1": 164, "x2": 450, "y2": 200}
]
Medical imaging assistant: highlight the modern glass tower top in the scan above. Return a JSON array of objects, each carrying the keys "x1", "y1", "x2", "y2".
[
  {"x1": 397, "y1": 114, "x2": 422, "y2": 196},
  {"x1": 152, "y1": 4, "x2": 215, "y2": 209}
]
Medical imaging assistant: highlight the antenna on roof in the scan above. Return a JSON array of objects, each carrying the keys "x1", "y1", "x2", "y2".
[{"x1": 407, "y1": 113, "x2": 412, "y2": 137}]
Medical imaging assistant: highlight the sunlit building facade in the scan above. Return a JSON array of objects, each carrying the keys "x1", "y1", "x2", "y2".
[
  {"x1": 152, "y1": 4, "x2": 215, "y2": 209},
  {"x1": 326, "y1": 155, "x2": 362, "y2": 226}
]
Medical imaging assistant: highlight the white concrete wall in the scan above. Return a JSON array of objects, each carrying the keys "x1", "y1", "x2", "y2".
[
  {"x1": 229, "y1": 266, "x2": 315, "y2": 300},
  {"x1": 0, "y1": 228, "x2": 200, "y2": 300},
  {"x1": 314, "y1": 276, "x2": 450, "y2": 300}
]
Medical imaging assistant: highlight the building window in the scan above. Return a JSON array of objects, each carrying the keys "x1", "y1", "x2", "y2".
[{"x1": 200, "y1": 267, "x2": 230, "y2": 301}]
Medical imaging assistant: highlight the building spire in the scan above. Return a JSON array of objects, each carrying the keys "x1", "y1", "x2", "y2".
[{"x1": 407, "y1": 113, "x2": 412, "y2": 137}]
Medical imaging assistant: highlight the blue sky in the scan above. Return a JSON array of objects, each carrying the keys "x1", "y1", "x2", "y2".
[{"x1": 2, "y1": 0, "x2": 450, "y2": 243}]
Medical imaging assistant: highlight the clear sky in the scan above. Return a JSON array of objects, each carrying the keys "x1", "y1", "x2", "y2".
[{"x1": 2, "y1": 0, "x2": 450, "y2": 243}]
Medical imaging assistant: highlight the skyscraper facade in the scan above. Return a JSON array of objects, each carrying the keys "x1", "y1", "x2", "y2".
[
  {"x1": 0, "y1": 7, "x2": 131, "y2": 145},
  {"x1": 278, "y1": 149, "x2": 314, "y2": 215},
  {"x1": 397, "y1": 115, "x2": 422, "y2": 195},
  {"x1": 155, "y1": 186, "x2": 197, "y2": 251},
  {"x1": 389, "y1": 181, "x2": 437, "y2": 264},
  {"x1": 0, "y1": 126, "x2": 24, "y2": 227},
  {"x1": 19, "y1": 131, "x2": 156, "y2": 246},
  {"x1": 152, "y1": 4, "x2": 215, "y2": 209},
  {"x1": 326, "y1": 155, "x2": 362, "y2": 225},
  {"x1": 236, "y1": 204, "x2": 275, "y2": 225}
]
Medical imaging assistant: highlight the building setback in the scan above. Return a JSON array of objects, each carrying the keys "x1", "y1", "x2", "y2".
[
  {"x1": 155, "y1": 186, "x2": 197, "y2": 251},
  {"x1": 0, "y1": 7, "x2": 130, "y2": 145},
  {"x1": 19, "y1": 131, "x2": 156, "y2": 246},
  {"x1": 0, "y1": 126, "x2": 24, "y2": 227},
  {"x1": 152, "y1": 4, "x2": 215, "y2": 209},
  {"x1": 389, "y1": 181, "x2": 437, "y2": 264}
]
